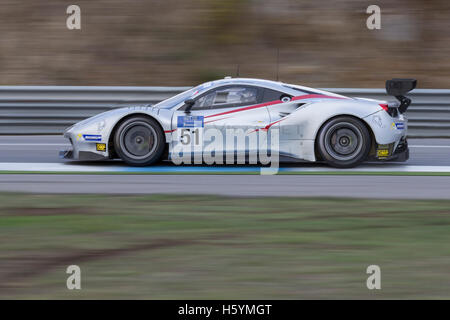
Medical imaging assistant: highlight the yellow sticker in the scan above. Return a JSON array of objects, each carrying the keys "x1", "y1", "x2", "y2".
[
  {"x1": 377, "y1": 149, "x2": 389, "y2": 157},
  {"x1": 96, "y1": 143, "x2": 106, "y2": 152}
]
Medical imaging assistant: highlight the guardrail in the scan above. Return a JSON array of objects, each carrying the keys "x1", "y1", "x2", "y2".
[{"x1": 0, "y1": 86, "x2": 448, "y2": 137}]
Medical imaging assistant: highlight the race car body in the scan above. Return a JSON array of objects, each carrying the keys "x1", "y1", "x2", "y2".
[{"x1": 60, "y1": 78, "x2": 416, "y2": 168}]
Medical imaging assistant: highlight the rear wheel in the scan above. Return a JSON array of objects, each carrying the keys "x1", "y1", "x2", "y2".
[
  {"x1": 317, "y1": 116, "x2": 371, "y2": 168},
  {"x1": 114, "y1": 116, "x2": 165, "y2": 166}
]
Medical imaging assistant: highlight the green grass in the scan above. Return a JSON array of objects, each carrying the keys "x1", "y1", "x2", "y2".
[{"x1": 1, "y1": 194, "x2": 450, "y2": 299}]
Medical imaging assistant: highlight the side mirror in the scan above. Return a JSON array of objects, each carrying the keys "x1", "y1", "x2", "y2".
[{"x1": 184, "y1": 99, "x2": 195, "y2": 113}]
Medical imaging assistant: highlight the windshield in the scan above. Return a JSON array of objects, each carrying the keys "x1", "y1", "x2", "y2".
[{"x1": 154, "y1": 86, "x2": 200, "y2": 109}]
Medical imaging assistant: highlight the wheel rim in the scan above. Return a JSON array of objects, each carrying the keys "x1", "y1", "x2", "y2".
[
  {"x1": 119, "y1": 121, "x2": 158, "y2": 160},
  {"x1": 324, "y1": 122, "x2": 363, "y2": 161}
]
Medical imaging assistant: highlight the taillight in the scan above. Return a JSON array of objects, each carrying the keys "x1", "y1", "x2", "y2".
[
  {"x1": 379, "y1": 103, "x2": 397, "y2": 117},
  {"x1": 379, "y1": 103, "x2": 389, "y2": 112}
]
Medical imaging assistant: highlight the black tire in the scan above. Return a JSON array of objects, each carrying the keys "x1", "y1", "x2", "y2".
[
  {"x1": 316, "y1": 116, "x2": 371, "y2": 168},
  {"x1": 113, "y1": 116, "x2": 165, "y2": 166}
]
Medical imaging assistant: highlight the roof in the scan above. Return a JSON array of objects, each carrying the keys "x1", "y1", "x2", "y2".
[{"x1": 198, "y1": 78, "x2": 346, "y2": 98}]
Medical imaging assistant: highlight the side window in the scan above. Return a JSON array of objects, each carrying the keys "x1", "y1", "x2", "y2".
[
  {"x1": 262, "y1": 89, "x2": 292, "y2": 103},
  {"x1": 194, "y1": 92, "x2": 216, "y2": 109},
  {"x1": 191, "y1": 86, "x2": 260, "y2": 110}
]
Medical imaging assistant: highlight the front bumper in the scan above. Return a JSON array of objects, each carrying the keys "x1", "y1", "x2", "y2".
[
  {"x1": 60, "y1": 129, "x2": 109, "y2": 161},
  {"x1": 59, "y1": 148, "x2": 108, "y2": 161},
  {"x1": 59, "y1": 149, "x2": 74, "y2": 159}
]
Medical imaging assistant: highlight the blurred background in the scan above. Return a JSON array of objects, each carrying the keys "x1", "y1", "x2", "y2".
[
  {"x1": 0, "y1": 0, "x2": 449, "y2": 88},
  {"x1": 1, "y1": 1, "x2": 450, "y2": 300}
]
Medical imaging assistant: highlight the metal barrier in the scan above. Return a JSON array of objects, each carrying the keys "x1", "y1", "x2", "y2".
[{"x1": 0, "y1": 86, "x2": 448, "y2": 137}]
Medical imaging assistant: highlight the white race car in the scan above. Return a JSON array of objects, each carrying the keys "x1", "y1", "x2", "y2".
[{"x1": 60, "y1": 78, "x2": 416, "y2": 168}]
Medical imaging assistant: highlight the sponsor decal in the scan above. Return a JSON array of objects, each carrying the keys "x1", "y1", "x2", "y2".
[
  {"x1": 395, "y1": 122, "x2": 405, "y2": 130},
  {"x1": 96, "y1": 143, "x2": 106, "y2": 152},
  {"x1": 177, "y1": 116, "x2": 204, "y2": 128},
  {"x1": 377, "y1": 149, "x2": 389, "y2": 158},
  {"x1": 83, "y1": 134, "x2": 102, "y2": 141},
  {"x1": 176, "y1": 116, "x2": 205, "y2": 158}
]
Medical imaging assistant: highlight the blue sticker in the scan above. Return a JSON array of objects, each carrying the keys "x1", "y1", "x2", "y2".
[
  {"x1": 395, "y1": 123, "x2": 405, "y2": 130},
  {"x1": 177, "y1": 116, "x2": 204, "y2": 128},
  {"x1": 83, "y1": 134, "x2": 102, "y2": 141}
]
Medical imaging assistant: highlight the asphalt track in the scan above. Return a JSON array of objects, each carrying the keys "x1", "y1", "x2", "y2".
[
  {"x1": 1, "y1": 136, "x2": 449, "y2": 165},
  {"x1": 0, "y1": 136, "x2": 449, "y2": 198}
]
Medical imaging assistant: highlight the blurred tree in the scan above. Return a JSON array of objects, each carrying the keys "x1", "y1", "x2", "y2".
[{"x1": 0, "y1": 0, "x2": 448, "y2": 88}]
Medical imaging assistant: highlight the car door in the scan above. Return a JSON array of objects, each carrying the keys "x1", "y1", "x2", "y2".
[{"x1": 170, "y1": 85, "x2": 271, "y2": 163}]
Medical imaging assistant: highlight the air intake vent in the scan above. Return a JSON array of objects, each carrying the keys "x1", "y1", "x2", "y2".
[{"x1": 278, "y1": 103, "x2": 305, "y2": 118}]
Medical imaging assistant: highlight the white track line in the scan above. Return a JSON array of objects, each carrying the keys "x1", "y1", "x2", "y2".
[
  {"x1": 409, "y1": 145, "x2": 450, "y2": 148},
  {"x1": 0, "y1": 163, "x2": 450, "y2": 173}
]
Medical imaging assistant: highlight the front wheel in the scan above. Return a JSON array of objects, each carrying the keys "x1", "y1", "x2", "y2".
[
  {"x1": 316, "y1": 116, "x2": 371, "y2": 168},
  {"x1": 114, "y1": 116, "x2": 165, "y2": 166}
]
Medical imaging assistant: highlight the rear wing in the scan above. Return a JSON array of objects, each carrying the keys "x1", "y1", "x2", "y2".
[{"x1": 386, "y1": 78, "x2": 417, "y2": 113}]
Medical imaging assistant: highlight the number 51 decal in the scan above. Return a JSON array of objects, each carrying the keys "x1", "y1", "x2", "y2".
[
  {"x1": 176, "y1": 116, "x2": 204, "y2": 150},
  {"x1": 180, "y1": 128, "x2": 202, "y2": 146}
]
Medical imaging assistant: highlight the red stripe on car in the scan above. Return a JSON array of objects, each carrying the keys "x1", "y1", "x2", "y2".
[
  {"x1": 205, "y1": 94, "x2": 346, "y2": 119},
  {"x1": 166, "y1": 94, "x2": 347, "y2": 133},
  {"x1": 291, "y1": 94, "x2": 347, "y2": 101},
  {"x1": 249, "y1": 118, "x2": 287, "y2": 133}
]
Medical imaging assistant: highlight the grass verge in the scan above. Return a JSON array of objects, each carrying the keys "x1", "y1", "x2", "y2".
[{"x1": 0, "y1": 194, "x2": 450, "y2": 299}]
